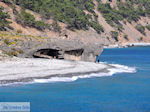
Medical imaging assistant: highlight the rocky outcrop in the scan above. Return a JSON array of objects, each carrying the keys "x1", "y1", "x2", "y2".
[
  {"x1": 31, "y1": 40, "x2": 102, "y2": 62},
  {"x1": 0, "y1": 34, "x2": 103, "y2": 62},
  {"x1": 33, "y1": 44, "x2": 102, "y2": 62}
]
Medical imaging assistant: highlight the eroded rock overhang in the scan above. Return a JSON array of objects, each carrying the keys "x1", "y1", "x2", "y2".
[
  {"x1": 1, "y1": 38, "x2": 103, "y2": 62},
  {"x1": 31, "y1": 42, "x2": 103, "y2": 62}
]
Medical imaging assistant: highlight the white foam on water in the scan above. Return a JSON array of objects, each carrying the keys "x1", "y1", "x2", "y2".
[
  {"x1": 33, "y1": 63, "x2": 136, "y2": 84},
  {"x1": 33, "y1": 73, "x2": 109, "y2": 83},
  {"x1": 108, "y1": 64, "x2": 137, "y2": 74}
]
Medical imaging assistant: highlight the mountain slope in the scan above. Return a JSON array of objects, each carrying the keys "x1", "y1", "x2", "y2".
[{"x1": 0, "y1": 0, "x2": 150, "y2": 46}]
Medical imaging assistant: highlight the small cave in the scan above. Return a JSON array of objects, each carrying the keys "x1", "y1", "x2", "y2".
[
  {"x1": 33, "y1": 49, "x2": 63, "y2": 59},
  {"x1": 64, "y1": 49, "x2": 84, "y2": 61},
  {"x1": 64, "y1": 49, "x2": 84, "y2": 56},
  {"x1": 33, "y1": 48, "x2": 85, "y2": 61}
]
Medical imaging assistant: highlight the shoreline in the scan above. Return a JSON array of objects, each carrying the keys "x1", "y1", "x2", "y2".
[
  {"x1": 0, "y1": 58, "x2": 136, "y2": 86},
  {"x1": 0, "y1": 58, "x2": 110, "y2": 85},
  {"x1": 104, "y1": 43, "x2": 150, "y2": 48}
]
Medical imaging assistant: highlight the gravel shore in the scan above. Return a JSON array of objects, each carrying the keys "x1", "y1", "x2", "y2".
[{"x1": 0, "y1": 58, "x2": 113, "y2": 85}]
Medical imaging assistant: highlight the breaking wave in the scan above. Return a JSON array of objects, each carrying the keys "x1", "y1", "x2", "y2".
[
  {"x1": 33, "y1": 63, "x2": 136, "y2": 84},
  {"x1": 0, "y1": 63, "x2": 136, "y2": 86}
]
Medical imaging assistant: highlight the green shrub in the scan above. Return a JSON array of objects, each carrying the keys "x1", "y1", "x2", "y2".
[
  {"x1": 135, "y1": 24, "x2": 145, "y2": 35},
  {"x1": 51, "y1": 21, "x2": 61, "y2": 32},
  {"x1": 89, "y1": 21, "x2": 104, "y2": 34},
  {"x1": 16, "y1": 10, "x2": 36, "y2": 27},
  {"x1": 3, "y1": 39, "x2": 17, "y2": 46},
  {"x1": 16, "y1": 10, "x2": 49, "y2": 31},
  {"x1": 0, "y1": 7, "x2": 11, "y2": 31},
  {"x1": 111, "y1": 31, "x2": 119, "y2": 41},
  {"x1": 146, "y1": 25, "x2": 150, "y2": 31},
  {"x1": 3, "y1": 39, "x2": 10, "y2": 45},
  {"x1": 34, "y1": 21, "x2": 50, "y2": 30},
  {"x1": 2, "y1": 0, "x2": 12, "y2": 4}
]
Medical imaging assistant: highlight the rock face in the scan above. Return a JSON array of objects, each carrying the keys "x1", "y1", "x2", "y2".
[
  {"x1": 33, "y1": 45, "x2": 102, "y2": 62},
  {"x1": 31, "y1": 40, "x2": 102, "y2": 62},
  {"x1": 0, "y1": 35, "x2": 103, "y2": 62}
]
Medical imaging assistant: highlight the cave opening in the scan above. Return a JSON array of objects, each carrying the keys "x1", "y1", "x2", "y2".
[
  {"x1": 63, "y1": 49, "x2": 84, "y2": 61},
  {"x1": 64, "y1": 49, "x2": 84, "y2": 56},
  {"x1": 33, "y1": 49, "x2": 63, "y2": 59}
]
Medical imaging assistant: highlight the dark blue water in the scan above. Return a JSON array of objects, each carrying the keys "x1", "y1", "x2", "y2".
[{"x1": 0, "y1": 47, "x2": 150, "y2": 112}]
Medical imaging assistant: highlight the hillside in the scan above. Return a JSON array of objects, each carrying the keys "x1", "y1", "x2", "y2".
[{"x1": 0, "y1": 0, "x2": 150, "y2": 58}]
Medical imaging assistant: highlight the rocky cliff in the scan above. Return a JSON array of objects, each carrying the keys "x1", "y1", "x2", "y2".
[{"x1": 0, "y1": 0, "x2": 150, "y2": 61}]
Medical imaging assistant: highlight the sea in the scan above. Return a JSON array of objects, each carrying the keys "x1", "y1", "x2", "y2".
[{"x1": 0, "y1": 47, "x2": 150, "y2": 112}]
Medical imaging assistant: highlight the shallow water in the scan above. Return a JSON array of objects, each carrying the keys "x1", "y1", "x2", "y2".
[{"x1": 0, "y1": 47, "x2": 150, "y2": 112}]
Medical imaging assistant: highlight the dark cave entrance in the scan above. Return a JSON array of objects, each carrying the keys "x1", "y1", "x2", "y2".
[
  {"x1": 63, "y1": 49, "x2": 84, "y2": 61},
  {"x1": 33, "y1": 49, "x2": 63, "y2": 59},
  {"x1": 64, "y1": 49, "x2": 84, "y2": 56},
  {"x1": 33, "y1": 48, "x2": 85, "y2": 61}
]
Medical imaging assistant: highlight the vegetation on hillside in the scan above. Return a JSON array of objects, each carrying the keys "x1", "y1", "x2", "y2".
[
  {"x1": 0, "y1": 6, "x2": 11, "y2": 30},
  {"x1": 1, "y1": 0, "x2": 150, "y2": 35},
  {"x1": 135, "y1": 24, "x2": 146, "y2": 35},
  {"x1": 14, "y1": 0, "x2": 104, "y2": 33},
  {"x1": 97, "y1": 0, "x2": 150, "y2": 31},
  {"x1": 146, "y1": 25, "x2": 150, "y2": 31},
  {"x1": 111, "y1": 31, "x2": 119, "y2": 41},
  {"x1": 16, "y1": 10, "x2": 50, "y2": 31},
  {"x1": 1, "y1": 0, "x2": 12, "y2": 4}
]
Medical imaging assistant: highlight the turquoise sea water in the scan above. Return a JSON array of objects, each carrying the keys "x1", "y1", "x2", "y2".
[{"x1": 0, "y1": 47, "x2": 150, "y2": 112}]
